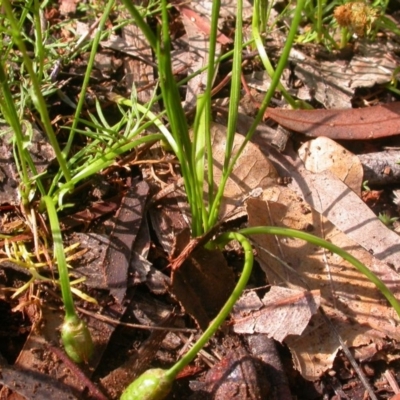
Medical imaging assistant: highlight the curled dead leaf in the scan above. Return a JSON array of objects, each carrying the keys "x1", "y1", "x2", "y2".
[{"x1": 266, "y1": 102, "x2": 400, "y2": 139}]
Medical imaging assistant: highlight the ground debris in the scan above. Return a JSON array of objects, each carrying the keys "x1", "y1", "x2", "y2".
[{"x1": 189, "y1": 345, "x2": 271, "y2": 400}]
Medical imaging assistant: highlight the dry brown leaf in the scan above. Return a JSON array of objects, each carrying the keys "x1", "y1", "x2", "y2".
[
  {"x1": 348, "y1": 41, "x2": 400, "y2": 89},
  {"x1": 266, "y1": 102, "x2": 400, "y2": 139},
  {"x1": 12, "y1": 181, "x2": 151, "y2": 396},
  {"x1": 121, "y1": 4, "x2": 155, "y2": 104},
  {"x1": 288, "y1": 48, "x2": 353, "y2": 108},
  {"x1": 189, "y1": 0, "x2": 254, "y2": 20},
  {"x1": 170, "y1": 229, "x2": 236, "y2": 330},
  {"x1": 59, "y1": 0, "x2": 78, "y2": 15},
  {"x1": 179, "y1": 6, "x2": 232, "y2": 45},
  {"x1": 0, "y1": 356, "x2": 77, "y2": 399},
  {"x1": 247, "y1": 41, "x2": 400, "y2": 110},
  {"x1": 288, "y1": 41, "x2": 400, "y2": 109},
  {"x1": 246, "y1": 196, "x2": 400, "y2": 380},
  {"x1": 298, "y1": 137, "x2": 363, "y2": 196},
  {"x1": 257, "y1": 143, "x2": 400, "y2": 269},
  {"x1": 0, "y1": 125, "x2": 55, "y2": 205},
  {"x1": 232, "y1": 287, "x2": 320, "y2": 342},
  {"x1": 294, "y1": 169, "x2": 400, "y2": 268},
  {"x1": 189, "y1": 345, "x2": 271, "y2": 399},
  {"x1": 206, "y1": 123, "x2": 278, "y2": 218}
]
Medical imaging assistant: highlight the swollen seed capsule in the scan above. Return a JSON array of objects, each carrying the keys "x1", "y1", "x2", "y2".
[
  {"x1": 120, "y1": 368, "x2": 173, "y2": 400},
  {"x1": 61, "y1": 315, "x2": 93, "y2": 363}
]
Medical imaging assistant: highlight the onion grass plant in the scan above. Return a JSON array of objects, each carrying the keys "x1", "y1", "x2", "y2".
[
  {"x1": 43, "y1": 195, "x2": 93, "y2": 363},
  {"x1": 119, "y1": 0, "x2": 400, "y2": 399},
  {"x1": 121, "y1": 228, "x2": 400, "y2": 399}
]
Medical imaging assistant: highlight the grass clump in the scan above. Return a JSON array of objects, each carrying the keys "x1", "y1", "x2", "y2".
[{"x1": 120, "y1": 0, "x2": 400, "y2": 399}]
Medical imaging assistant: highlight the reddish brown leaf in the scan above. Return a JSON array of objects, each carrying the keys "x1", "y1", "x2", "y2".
[
  {"x1": 178, "y1": 6, "x2": 232, "y2": 45},
  {"x1": 265, "y1": 102, "x2": 400, "y2": 139}
]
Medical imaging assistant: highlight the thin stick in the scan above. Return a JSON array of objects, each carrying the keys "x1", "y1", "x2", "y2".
[
  {"x1": 76, "y1": 306, "x2": 198, "y2": 333},
  {"x1": 319, "y1": 308, "x2": 378, "y2": 400}
]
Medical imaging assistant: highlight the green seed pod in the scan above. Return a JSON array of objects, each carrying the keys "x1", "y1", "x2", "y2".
[
  {"x1": 61, "y1": 315, "x2": 93, "y2": 363},
  {"x1": 120, "y1": 368, "x2": 173, "y2": 400}
]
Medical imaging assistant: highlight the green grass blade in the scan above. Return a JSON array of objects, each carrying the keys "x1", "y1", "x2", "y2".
[
  {"x1": 192, "y1": 94, "x2": 210, "y2": 233},
  {"x1": 62, "y1": 0, "x2": 116, "y2": 159},
  {"x1": 252, "y1": 0, "x2": 297, "y2": 108},
  {"x1": 166, "y1": 232, "x2": 254, "y2": 380},
  {"x1": 223, "y1": 0, "x2": 243, "y2": 173},
  {"x1": 208, "y1": 0, "x2": 306, "y2": 228},
  {"x1": 0, "y1": 63, "x2": 46, "y2": 200},
  {"x1": 2, "y1": 0, "x2": 72, "y2": 185}
]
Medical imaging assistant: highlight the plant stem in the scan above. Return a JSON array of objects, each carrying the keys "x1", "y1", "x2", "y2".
[
  {"x1": 252, "y1": 0, "x2": 305, "y2": 122},
  {"x1": 252, "y1": 0, "x2": 298, "y2": 109},
  {"x1": 43, "y1": 196, "x2": 76, "y2": 318},
  {"x1": 190, "y1": 0, "x2": 221, "y2": 235},
  {"x1": 340, "y1": 27, "x2": 349, "y2": 48},
  {"x1": 62, "y1": 0, "x2": 116, "y2": 159},
  {"x1": 43, "y1": 196, "x2": 93, "y2": 363},
  {"x1": 33, "y1": 0, "x2": 45, "y2": 79},
  {"x1": 165, "y1": 232, "x2": 253, "y2": 380},
  {"x1": 208, "y1": 0, "x2": 306, "y2": 228},
  {"x1": 192, "y1": 95, "x2": 210, "y2": 234},
  {"x1": 224, "y1": 0, "x2": 243, "y2": 173},
  {"x1": 0, "y1": 63, "x2": 46, "y2": 201},
  {"x1": 239, "y1": 226, "x2": 400, "y2": 319},
  {"x1": 317, "y1": 0, "x2": 323, "y2": 43},
  {"x1": 55, "y1": 133, "x2": 161, "y2": 203},
  {"x1": 155, "y1": 0, "x2": 198, "y2": 232},
  {"x1": 2, "y1": 0, "x2": 71, "y2": 184},
  {"x1": 120, "y1": 0, "x2": 157, "y2": 49},
  {"x1": 0, "y1": 66, "x2": 30, "y2": 202}
]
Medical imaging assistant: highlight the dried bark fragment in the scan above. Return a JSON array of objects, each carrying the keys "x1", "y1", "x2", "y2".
[{"x1": 359, "y1": 150, "x2": 400, "y2": 185}]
